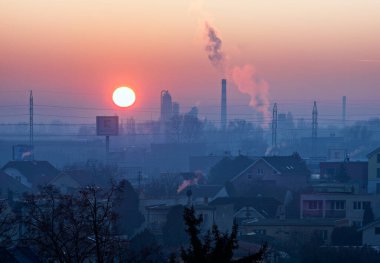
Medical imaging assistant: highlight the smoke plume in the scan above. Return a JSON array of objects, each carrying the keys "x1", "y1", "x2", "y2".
[
  {"x1": 193, "y1": 0, "x2": 270, "y2": 123},
  {"x1": 232, "y1": 64, "x2": 270, "y2": 121},
  {"x1": 204, "y1": 23, "x2": 226, "y2": 74}
]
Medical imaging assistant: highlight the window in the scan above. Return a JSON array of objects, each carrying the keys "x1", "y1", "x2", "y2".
[
  {"x1": 309, "y1": 201, "x2": 322, "y2": 210},
  {"x1": 331, "y1": 200, "x2": 345, "y2": 210},
  {"x1": 316, "y1": 230, "x2": 328, "y2": 240},
  {"x1": 377, "y1": 184, "x2": 380, "y2": 194},
  {"x1": 247, "y1": 173, "x2": 252, "y2": 179},
  {"x1": 377, "y1": 168, "x2": 380, "y2": 178},
  {"x1": 257, "y1": 168, "x2": 264, "y2": 175},
  {"x1": 353, "y1": 201, "x2": 362, "y2": 210},
  {"x1": 375, "y1": 227, "x2": 380, "y2": 235},
  {"x1": 377, "y1": 154, "x2": 380, "y2": 163}
]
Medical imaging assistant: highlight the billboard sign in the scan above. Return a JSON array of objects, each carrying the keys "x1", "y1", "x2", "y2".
[
  {"x1": 96, "y1": 116, "x2": 119, "y2": 136},
  {"x1": 13, "y1": 145, "x2": 34, "y2": 161}
]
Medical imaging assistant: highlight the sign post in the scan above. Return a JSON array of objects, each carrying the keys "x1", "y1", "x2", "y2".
[{"x1": 96, "y1": 116, "x2": 119, "y2": 160}]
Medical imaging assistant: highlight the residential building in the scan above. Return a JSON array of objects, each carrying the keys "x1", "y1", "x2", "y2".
[
  {"x1": 145, "y1": 204, "x2": 216, "y2": 236},
  {"x1": 0, "y1": 171, "x2": 29, "y2": 198},
  {"x1": 240, "y1": 218, "x2": 336, "y2": 245},
  {"x1": 300, "y1": 192, "x2": 379, "y2": 227},
  {"x1": 319, "y1": 161, "x2": 368, "y2": 192},
  {"x1": 2, "y1": 161, "x2": 59, "y2": 191},
  {"x1": 230, "y1": 153, "x2": 310, "y2": 195},
  {"x1": 359, "y1": 219, "x2": 380, "y2": 246},
  {"x1": 367, "y1": 147, "x2": 380, "y2": 194}
]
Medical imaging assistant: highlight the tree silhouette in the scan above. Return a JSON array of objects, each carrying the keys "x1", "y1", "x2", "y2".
[
  {"x1": 113, "y1": 179, "x2": 144, "y2": 236},
  {"x1": 178, "y1": 206, "x2": 267, "y2": 263},
  {"x1": 363, "y1": 203, "x2": 375, "y2": 226},
  {"x1": 162, "y1": 205, "x2": 187, "y2": 247},
  {"x1": 23, "y1": 184, "x2": 122, "y2": 263}
]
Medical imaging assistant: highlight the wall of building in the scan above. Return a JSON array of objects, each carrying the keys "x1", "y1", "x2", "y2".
[
  {"x1": 368, "y1": 150, "x2": 380, "y2": 193},
  {"x1": 232, "y1": 159, "x2": 307, "y2": 194},
  {"x1": 362, "y1": 223, "x2": 380, "y2": 246}
]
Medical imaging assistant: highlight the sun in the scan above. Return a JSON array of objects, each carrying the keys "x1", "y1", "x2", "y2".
[{"x1": 112, "y1": 87, "x2": 136, "y2": 108}]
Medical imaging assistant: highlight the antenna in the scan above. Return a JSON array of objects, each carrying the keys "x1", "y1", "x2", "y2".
[{"x1": 272, "y1": 103, "x2": 278, "y2": 148}]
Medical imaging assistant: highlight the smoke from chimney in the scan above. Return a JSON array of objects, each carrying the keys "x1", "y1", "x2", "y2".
[
  {"x1": 205, "y1": 22, "x2": 225, "y2": 74},
  {"x1": 232, "y1": 64, "x2": 270, "y2": 121},
  {"x1": 194, "y1": 1, "x2": 270, "y2": 123}
]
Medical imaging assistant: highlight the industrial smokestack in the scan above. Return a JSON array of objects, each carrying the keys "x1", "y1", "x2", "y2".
[
  {"x1": 342, "y1": 96, "x2": 346, "y2": 127},
  {"x1": 221, "y1": 79, "x2": 227, "y2": 131}
]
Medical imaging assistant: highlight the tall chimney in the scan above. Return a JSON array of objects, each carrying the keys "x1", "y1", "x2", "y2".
[
  {"x1": 342, "y1": 96, "x2": 346, "y2": 127},
  {"x1": 221, "y1": 79, "x2": 227, "y2": 131}
]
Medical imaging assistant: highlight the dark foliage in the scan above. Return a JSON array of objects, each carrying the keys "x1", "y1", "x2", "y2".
[
  {"x1": 335, "y1": 163, "x2": 349, "y2": 183},
  {"x1": 177, "y1": 206, "x2": 266, "y2": 263},
  {"x1": 162, "y1": 205, "x2": 187, "y2": 247},
  {"x1": 362, "y1": 203, "x2": 375, "y2": 226},
  {"x1": 125, "y1": 229, "x2": 165, "y2": 263},
  {"x1": 331, "y1": 226, "x2": 361, "y2": 246},
  {"x1": 113, "y1": 179, "x2": 144, "y2": 236},
  {"x1": 0, "y1": 200, "x2": 16, "y2": 247}
]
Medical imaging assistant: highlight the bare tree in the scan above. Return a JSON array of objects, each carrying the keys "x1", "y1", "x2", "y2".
[
  {"x1": 23, "y1": 185, "x2": 80, "y2": 263},
  {"x1": 22, "y1": 183, "x2": 123, "y2": 263},
  {"x1": 0, "y1": 199, "x2": 17, "y2": 247},
  {"x1": 78, "y1": 185, "x2": 119, "y2": 263}
]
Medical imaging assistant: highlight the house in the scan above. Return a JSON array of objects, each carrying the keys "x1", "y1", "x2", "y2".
[
  {"x1": 145, "y1": 204, "x2": 216, "y2": 236},
  {"x1": 48, "y1": 173, "x2": 82, "y2": 194},
  {"x1": 359, "y1": 219, "x2": 380, "y2": 246},
  {"x1": 300, "y1": 192, "x2": 379, "y2": 227},
  {"x1": 177, "y1": 184, "x2": 227, "y2": 205},
  {"x1": 209, "y1": 197, "x2": 281, "y2": 232},
  {"x1": 367, "y1": 147, "x2": 380, "y2": 194},
  {"x1": 0, "y1": 172, "x2": 30, "y2": 198},
  {"x1": 240, "y1": 218, "x2": 336, "y2": 245},
  {"x1": 189, "y1": 155, "x2": 226, "y2": 174},
  {"x1": 1, "y1": 161, "x2": 60, "y2": 191},
  {"x1": 319, "y1": 161, "x2": 368, "y2": 192},
  {"x1": 230, "y1": 153, "x2": 310, "y2": 196},
  {"x1": 49, "y1": 167, "x2": 113, "y2": 193}
]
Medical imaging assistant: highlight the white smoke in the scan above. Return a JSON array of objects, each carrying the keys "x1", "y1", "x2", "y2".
[
  {"x1": 205, "y1": 22, "x2": 226, "y2": 74},
  {"x1": 232, "y1": 64, "x2": 270, "y2": 121},
  {"x1": 191, "y1": 0, "x2": 270, "y2": 123}
]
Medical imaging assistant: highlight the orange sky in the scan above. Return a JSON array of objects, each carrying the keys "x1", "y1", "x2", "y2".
[{"x1": 1, "y1": 0, "x2": 379, "y2": 123}]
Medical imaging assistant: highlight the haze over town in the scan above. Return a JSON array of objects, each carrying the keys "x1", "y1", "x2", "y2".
[{"x1": 0, "y1": 1, "x2": 380, "y2": 262}]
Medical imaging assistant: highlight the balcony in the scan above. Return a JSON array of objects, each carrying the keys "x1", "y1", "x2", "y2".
[
  {"x1": 325, "y1": 209, "x2": 346, "y2": 218},
  {"x1": 302, "y1": 209, "x2": 323, "y2": 218}
]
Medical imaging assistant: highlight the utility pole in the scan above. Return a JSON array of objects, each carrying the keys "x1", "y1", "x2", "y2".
[
  {"x1": 342, "y1": 96, "x2": 346, "y2": 128},
  {"x1": 272, "y1": 103, "x2": 278, "y2": 148},
  {"x1": 29, "y1": 90, "x2": 34, "y2": 160},
  {"x1": 312, "y1": 101, "x2": 318, "y2": 157}
]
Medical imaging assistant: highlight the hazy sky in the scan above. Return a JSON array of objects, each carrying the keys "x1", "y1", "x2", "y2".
[{"x1": 1, "y1": 0, "x2": 379, "y2": 125}]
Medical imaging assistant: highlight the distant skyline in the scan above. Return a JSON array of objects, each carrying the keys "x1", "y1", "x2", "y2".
[{"x1": 1, "y1": 0, "x2": 379, "y2": 125}]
